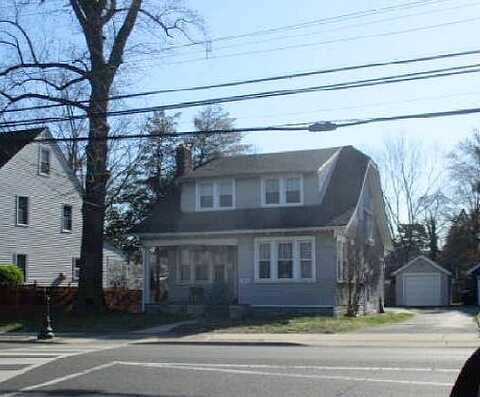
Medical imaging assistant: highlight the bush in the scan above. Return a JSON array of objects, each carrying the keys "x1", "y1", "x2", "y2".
[{"x1": 0, "y1": 265, "x2": 24, "y2": 287}]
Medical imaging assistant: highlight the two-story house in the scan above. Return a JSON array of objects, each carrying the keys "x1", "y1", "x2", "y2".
[
  {"x1": 0, "y1": 128, "x2": 127, "y2": 287},
  {"x1": 135, "y1": 145, "x2": 390, "y2": 315}
]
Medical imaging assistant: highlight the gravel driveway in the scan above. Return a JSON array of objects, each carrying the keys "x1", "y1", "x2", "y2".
[{"x1": 357, "y1": 308, "x2": 479, "y2": 334}]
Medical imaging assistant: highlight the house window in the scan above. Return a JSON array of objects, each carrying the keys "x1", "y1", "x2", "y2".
[
  {"x1": 299, "y1": 240, "x2": 313, "y2": 279},
  {"x1": 39, "y1": 147, "x2": 50, "y2": 175},
  {"x1": 258, "y1": 242, "x2": 271, "y2": 279},
  {"x1": 262, "y1": 175, "x2": 303, "y2": 206},
  {"x1": 72, "y1": 257, "x2": 81, "y2": 281},
  {"x1": 265, "y1": 179, "x2": 280, "y2": 205},
  {"x1": 277, "y1": 242, "x2": 293, "y2": 279},
  {"x1": 196, "y1": 179, "x2": 234, "y2": 210},
  {"x1": 286, "y1": 177, "x2": 301, "y2": 203},
  {"x1": 62, "y1": 205, "x2": 73, "y2": 232},
  {"x1": 198, "y1": 182, "x2": 214, "y2": 209},
  {"x1": 255, "y1": 237, "x2": 315, "y2": 282},
  {"x1": 16, "y1": 196, "x2": 29, "y2": 226},
  {"x1": 218, "y1": 180, "x2": 233, "y2": 208},
  {"x1": 14, "y1": 254, "x2": 27, "y2": 279}
]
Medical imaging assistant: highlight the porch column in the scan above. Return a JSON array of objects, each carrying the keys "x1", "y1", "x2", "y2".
[{"x1": 141, "y1": 247, "x2": 151, "y2": 312}]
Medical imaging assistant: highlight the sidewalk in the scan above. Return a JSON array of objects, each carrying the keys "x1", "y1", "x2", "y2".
[
  {"x1": 136, "y1": 331, "x2": 480, "y2": 348},
  {"x1": 1, "y1": 322, "x2": 478, "y2": 348}
]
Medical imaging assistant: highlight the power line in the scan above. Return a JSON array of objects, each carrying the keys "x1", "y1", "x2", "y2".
[
  {"x1": 2, "y1": 61, "x2": 480, "y2": 128},
  {"x1": 162, "y1": 14, "x2": 480, "y2": 65},
  {"x1": 4, "y1": 47, "x2": 480, "y2": 115},
  {"x1": 131, "y1": 0, "x2": 476, "y2": 61},
  {"x1": 7, "y1": 103, "x2": 480, "y2": 143},
  {"x1": 134, "y1": 0, "x2": 455, "y2": 54}
]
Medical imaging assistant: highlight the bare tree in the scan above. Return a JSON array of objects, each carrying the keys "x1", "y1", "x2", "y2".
[
  {"x1": 0, "y1": 1, "x2": 203, "y2": 312},
  {"x1": 376, "y1": 135, "x2": 444, "y2": 233}
]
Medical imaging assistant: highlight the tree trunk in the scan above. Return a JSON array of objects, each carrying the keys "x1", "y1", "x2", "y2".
[{"x1": 74, "y1": 80, "x2": 111, "y2": 313}]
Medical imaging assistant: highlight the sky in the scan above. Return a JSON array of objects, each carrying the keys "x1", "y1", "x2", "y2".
[
  {"x1": 124, "y1": 0, "x2": 480, "y2": 158},
  {"x1": 3, "y1": 0, "x2": 480, "y2": 160}
]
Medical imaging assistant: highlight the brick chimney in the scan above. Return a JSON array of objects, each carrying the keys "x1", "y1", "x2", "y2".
[{"x1": 175, "y1": 144, "x2": 193, "y2": 177}]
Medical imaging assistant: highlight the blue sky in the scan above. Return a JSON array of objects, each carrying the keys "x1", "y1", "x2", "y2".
[{"x1": 126, "y1": 0, "x2": 480, "y2": 157}]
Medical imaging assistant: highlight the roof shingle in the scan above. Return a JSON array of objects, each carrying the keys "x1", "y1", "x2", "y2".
[{"x1": 0, "y1": 128, "x2": 44, "y2": 169}]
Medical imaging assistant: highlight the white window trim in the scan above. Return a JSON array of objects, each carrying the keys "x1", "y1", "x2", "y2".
[
  {"x1": 195, "y1": 179, "x2": 236, "y2": 211},
  {"x1": 38, "y1": 146, "x2": 51, "y2": 176},
  {"x1": 260, "y1": 174, "x2": 304, "y2": 207},
  {"x1": 254, "y1": 236, "x2": 316, "y2": 283},
  {"x1": 15, "y1": 196, "x2": 29, "y2": 226},
  {"x1": 62, "y1": 204, "x2": 73, "y2": 233}
]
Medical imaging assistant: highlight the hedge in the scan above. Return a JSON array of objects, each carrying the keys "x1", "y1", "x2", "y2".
[{"x1": 0, "y1": 265, "x2": 24, "y2": 287}]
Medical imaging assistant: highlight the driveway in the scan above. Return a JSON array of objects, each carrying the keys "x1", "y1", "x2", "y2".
[{"x1": 357, "y1": 308, "x2": 479, "y2": 334}]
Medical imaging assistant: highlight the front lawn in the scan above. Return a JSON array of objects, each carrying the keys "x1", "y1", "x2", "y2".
[
  {"x1": 0, "y1": 311, "x2": 190, "y2": 334},
  {"x1": 175, "y1": 312, "x2": 414, "y2": 335}
]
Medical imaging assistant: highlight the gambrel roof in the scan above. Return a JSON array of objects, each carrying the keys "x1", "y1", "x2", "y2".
[{"x1": 134, "y1": 146, "x2": 372, "y2": 235}]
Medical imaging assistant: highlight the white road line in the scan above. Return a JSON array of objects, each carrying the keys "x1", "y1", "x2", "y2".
[
  {"x1": 0, "y1": 362, "x2": 117, "y2": 397},
  {"x1": 117, "y1": 362, "x2": 458, "y2": 373},
  {"x1": 116, "y1": 361, "x2": 455, "y2": 388}
]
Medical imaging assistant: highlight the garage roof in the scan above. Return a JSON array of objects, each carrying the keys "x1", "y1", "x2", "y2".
[{"x1": 391, "y1": 255, "x2": 452, "y2": 276}]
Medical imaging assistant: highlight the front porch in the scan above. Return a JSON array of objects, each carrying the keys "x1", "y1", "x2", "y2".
[{"x1": 142, "y1": 242, "x2": 238, "y2": 312}]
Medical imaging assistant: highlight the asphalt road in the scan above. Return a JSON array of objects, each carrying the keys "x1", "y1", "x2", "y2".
[{"x1": 0, "y1": 341, "x2": 477, "y2": 397}]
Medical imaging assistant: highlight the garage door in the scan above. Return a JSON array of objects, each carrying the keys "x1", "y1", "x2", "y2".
[{"x1": 404, "y1": 274, "x2": 442, "y2": 306}]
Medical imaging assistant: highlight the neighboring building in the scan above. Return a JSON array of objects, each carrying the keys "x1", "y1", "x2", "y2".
[
  {"x1": 0, "y1": 128, "x2": 130, "y2": 288},
  {"x1": 134, "y1": 145, "x2": 391, "y2": 315},
  {"x1": 392, "y1": 255, "x2": 451, "y2": 307},
  {"x1": 466, "y1": 264, "x2": 480, "y2": 305}
]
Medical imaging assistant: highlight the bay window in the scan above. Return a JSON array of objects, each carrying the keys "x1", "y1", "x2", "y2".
[
  {"x1": 255, "y1": 237, "x2": 315, "y2": 282},
  {"x1": 262, "y1": 175, "x2": 303, "y2": 206}
]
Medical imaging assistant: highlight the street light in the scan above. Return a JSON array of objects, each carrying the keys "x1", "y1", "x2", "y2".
[
  {"x1": 308, "y1": 121, "x2": 338, "y2": 132},
  {"x1": 37, "y1": 287, "x2": 54, "y2": 340}
]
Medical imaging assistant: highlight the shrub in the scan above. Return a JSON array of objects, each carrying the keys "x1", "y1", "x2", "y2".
[{"x1": 0, "y1": 265, "x2": 24, "y2": 287}]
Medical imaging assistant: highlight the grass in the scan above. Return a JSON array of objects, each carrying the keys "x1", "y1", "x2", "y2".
[
  {"x1": 0, "y1": 311, "x2": 191, "y2": 334},
  {"x1": 175, "y1": 311, "x2": 414, "y2": 335}
]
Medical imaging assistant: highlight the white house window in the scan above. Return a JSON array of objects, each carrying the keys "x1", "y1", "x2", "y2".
[
  {"x1": 265, "y1": 179, "x2": 280, "y2": 204},
  {"x1": 16, "y1": 196, "x2": 29, "y2": 226},
  {"x1": 72, "y1": 257, "x2": 81, "y2": 281},
  {"x1": 300, "y1": 240, "x2": 313, "y2": 279},
  {"x1": 198, "y1": 182, "x2": 214, "y2": 209},
  {"x1": 39, "y1": 147, "x2": 50, "y2": 175},
  {"x1": 262, "y1": 175, "x2": 303, "y2": 206},
  {"x1": 258, "y1": 242, "x2": 271, "y2": 279},
  {"x1": 196, "y1": 179, "x2": 234, "y2": 210},
  {"x1": 13, "y1": 254, "x2": 27, "y2": 279},
  {"x1": 62, "y1": 205, "x2": 73, "y2": 232},
  {"x1": 277, "y1": 242, "x2": 293, "y2": 279},
  {"x1": 255, "y1": 237, "x2": 315, "y2": 282},
  {"x1": 218, "y1": 180, "x2": 233, "y2": 208},
  {"x1": 286, "y1": 177, "x2": 301, "y2": 203}
]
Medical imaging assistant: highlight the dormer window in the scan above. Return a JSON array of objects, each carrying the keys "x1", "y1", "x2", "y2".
[
  {"x1": 196, "y1": 179, "x2": 235, "y2": 211},
  {"x1": 261, "y1": 175, "x2": 303, "y2": 207},
  {"x1": 39, "y1": 147, "x2": 50, "y2": 175}
]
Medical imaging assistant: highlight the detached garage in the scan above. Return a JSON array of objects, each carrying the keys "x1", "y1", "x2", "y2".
[{"x1": 393, "y1": 256, "x2": 451, "y2": 307}]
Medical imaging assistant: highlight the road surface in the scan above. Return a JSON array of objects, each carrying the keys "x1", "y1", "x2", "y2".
[{"x1": 0, "y1": 340, "x2": 476, "y2": 396}]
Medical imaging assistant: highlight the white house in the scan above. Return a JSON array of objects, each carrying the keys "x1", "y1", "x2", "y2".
[{"x1": 0, "y1": 127, "x2": 128, "y2": 287}]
